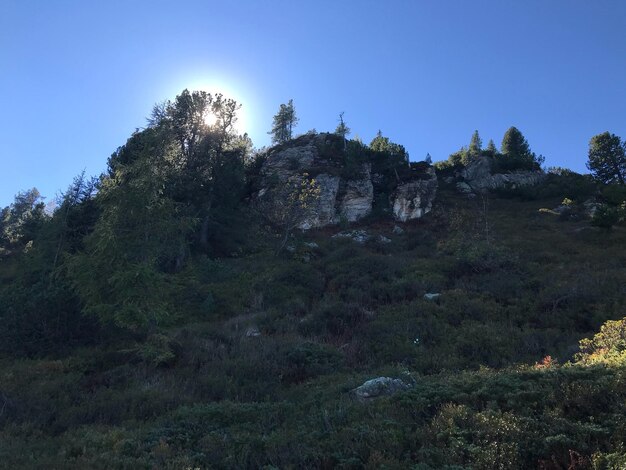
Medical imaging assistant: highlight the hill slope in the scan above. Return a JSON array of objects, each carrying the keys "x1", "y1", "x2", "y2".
[{"x1": 1, "y1": 185, "x2": 625, "y2": 469}]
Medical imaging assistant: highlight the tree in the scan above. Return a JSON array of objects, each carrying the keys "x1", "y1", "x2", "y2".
[
  {"x1": 369, "y1": 130, "x2": 408, "y2": 163},
  {"x1": 587, "y1": 132, "x2": 626, "y2": 185},
  {"x1": 258, "y1": 173, "x2": 320, "y2": 255},
  {"x1": 335, "y1": 112, "x2": 350, "y2": 149},
  {"x1": 0, "y1": 188, "x2": 46, "y2": 254},
  {"x1": 499, "y1": 126, "x2": 541, "y2": 171},
  {"x1": 485, "y1": 139, "x2": 497, "y2": 156},
  {"x1": 68, "y1": 156, "x2": 196, "y2": 331},
  {"x1": 501, "y1": 126, "x2": 531, "y2": 160},
  {"x1": 468, "y1": 130, "x2": 482, "y2": 161},
  {"x1": 269, "y1": 99, "x2": 298, "y2": 144}
]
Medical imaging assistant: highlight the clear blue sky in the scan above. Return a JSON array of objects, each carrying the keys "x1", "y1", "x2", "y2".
[{"x1": 1, "y1": 0, "x2": 625, "y2": 206}]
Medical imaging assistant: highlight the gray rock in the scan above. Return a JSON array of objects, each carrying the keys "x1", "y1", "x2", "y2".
[
  {"x1": 256, "y1": 133, "x2": 438, "y2": 229},
  {"x1": 353, "y1": 377, "x2": 411, "y2": 401},
  {"x1": 424, "y1": 293, "x2": 441, "y2": 301},
  {"x1": 338, "y1": 164, "x2": 374, "y2": 222},
  {"x1": 300, "y1": 173, "x2": 340, "y2": 229},
  {"x1": 456, "y1": 181, "x2": 476, "y2": 197},
  {"x1": 392, "y1": 167, "x2": 438, "y2": 222},
  {"x1": 245, "y1": 327, "x2": 261, "y2": 338},
  {"x1": 332, "y1": 229, "x2": 370, "y2": 243},
  {"x1": 458, "y1": 156, "x2": 546, "y2": 195},
  {"x1": 377, "y1": 235, "x2": 392, "y2": 244},
  {"x1": 304, "y1": 242, "x2": 319, "y2": 249},
  {"x1": 583, "y1": 199, "x2": 602, "y2": 218},
  {"x1": 392, "y1": 225, "x2": 404, "y2": 235},
  {"x1": 553, "y1": 204, "x2": 570, "y2": 215}
]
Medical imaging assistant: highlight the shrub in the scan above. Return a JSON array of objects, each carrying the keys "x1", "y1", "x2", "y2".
[
  {"x1": 576, "y1": 318, "x2": 626, "y2": 366},
  {"x1": 591, "y1": 205, "x2": 619, "y2": 229}
]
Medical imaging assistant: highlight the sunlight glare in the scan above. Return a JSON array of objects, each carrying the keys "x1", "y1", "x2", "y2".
[{"x1": 185, "y1": 78, "x2": 249, "y2": 135}]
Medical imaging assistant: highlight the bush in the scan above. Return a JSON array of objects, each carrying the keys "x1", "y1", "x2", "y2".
[
  {"x1": 576, "y1": 318, "x2": 626, "y2": 366},
  {"x1": 591, "y1": 205, "x2": 619, "y2": 229}
]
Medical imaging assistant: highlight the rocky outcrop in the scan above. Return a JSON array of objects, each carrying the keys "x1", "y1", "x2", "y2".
[
  {"x1": 458, "y1": 156, "x2": 545, "y2": 195},
  {"x1": 256, "y1": 133, "x2": 437, "y2": 229},
  {"x1": 392, "y1": 167, "x2": 438, "y2": 222}
]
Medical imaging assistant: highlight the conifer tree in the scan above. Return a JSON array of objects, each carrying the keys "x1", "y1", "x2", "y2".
[
  {"x1": 335, "y1": 112, "x2": 350, "y2": 137},
  {"x1": 335, "y1": 112, "x2": 350, "y2": 150},
  {"x1": 485, "y1": 139, "x2": 497, "y2": 155},
  {"x1": 501, "y1": 126, "x2": 531, "y2": 161},
  {"x1": 269, "y1": 99, "x2": 298, "y2": 144},
  {"x1": 587, "y1": 132, "x2": 626, "y2": 185},
  {"x1": 499, "y1": 126, "x2": 540, "y2": 170},
  {"x1": 468, "y1": 130, "x2": 482, "y2": 160}
]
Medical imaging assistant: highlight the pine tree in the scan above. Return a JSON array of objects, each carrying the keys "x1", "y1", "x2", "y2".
[
  {"x1": 501, "y1": 126, "x2": 531, "y2": 160},
  {"x1": 269, "y1": 99, "x2": 299, "y2": 144},
  {"x1": 587, "y1": 132, "x2": 626, "y2": 185},
  {"x1": 468, "y1": 130, "x2": 482, "y2": 160},
  {"x1": 499, "y1": 126, "x2": 538, "y2": 170},
  {"x1": 486, "y1": 139, "x2": 497, "y2": 155}
]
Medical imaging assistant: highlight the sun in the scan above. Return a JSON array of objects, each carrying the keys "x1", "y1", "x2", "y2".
[
  {"x1": 159, "y1": 72, "x2": 255, "y2": 137},
  {"x1": 203, "y1": 111, "x2": 217, "y2": 127},
  {"x1": 185, "y1": 80, "x2": 248, "y2": 134}
]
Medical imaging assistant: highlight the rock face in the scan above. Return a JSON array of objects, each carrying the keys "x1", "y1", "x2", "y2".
[
  {"x1": 256, "y1": 133, "x2": 437, "y2": 229},
  {"x1": 392, "y1": 167, "x2": 438, "y2": 222},
  {"x1": 302, "y1": 173, "x2": 341, "y2": 229},
  {"x1": 352, "y1": 377, "x2": 412, "y2": 402},
  {"x1": 339, "y1": 166, "x2": 374, "y2": 222},
  {"x1": 458, "y1": 156, "x2": 545, "y2": 195}
]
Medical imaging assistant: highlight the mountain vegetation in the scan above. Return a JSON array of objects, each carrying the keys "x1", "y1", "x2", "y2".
[{"x1": 1, "y1": 90, "x2": 625, "y2": 469}]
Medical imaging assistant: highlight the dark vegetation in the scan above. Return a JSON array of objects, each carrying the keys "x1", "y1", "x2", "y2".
[{"x1": 1, "y1": 91, "x2": 626, "y2": 468}]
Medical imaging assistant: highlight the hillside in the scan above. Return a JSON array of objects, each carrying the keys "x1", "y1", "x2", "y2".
[{"x1": 1, "y1": 91, "x2": 626, "y2": 469}]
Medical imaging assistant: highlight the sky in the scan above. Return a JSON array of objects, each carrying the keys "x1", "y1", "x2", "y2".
[{"x1": 1, "y1": 0, "x2": 625, "y2": 206}]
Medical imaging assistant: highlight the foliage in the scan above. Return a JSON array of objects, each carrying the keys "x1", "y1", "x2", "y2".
[
  {"x1": 257, "y1": 173, "x2": 321, "y2": 254},
  {"x1": 496, "y1": 126, "x2": 543, "y2": 171},
  {"x1": 468, "y1": 129, "x2": 482, "y2": 162},
  {"x1": 369, "y1": 130, "x2": 409, "y2": 165},
  {"x1": 587, "y1": 132, "x2": 626, "y2": 185},
  {"x1": 591, "y1": 205, "x2": 619, "y2": 229},
  {"x1": 0, "y1": 188, "x2": 46, "y2": 256},
  {"x1": 576, "y1": 318, "x2": 626, "y2": 366},
  {"x1": 334, "y1": 111, "x2": 350, "y2": 141},
  {"x1": 269, "y1": 99, "x2": 298, "y2": 144}
]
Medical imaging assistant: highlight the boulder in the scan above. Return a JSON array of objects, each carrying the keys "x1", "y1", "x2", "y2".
[
  {"x1": 424, "y1": 293, "x2": 441, "y2": 301},
  {"x1": 245, "y1": 327, "x2": 261, "y2": 338},
  {"x1": 392, "y1": 166, "x2": 438, "y2": 222},
  {"x1": 456, "y1": 182, "x2": 475, "y2": 198},
  {"x1": 583, "y1": 199, "x2": 602, "y2": 218},
  {"x1": 352, "y1": 377, "x2": 412, "y2": 402}
]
